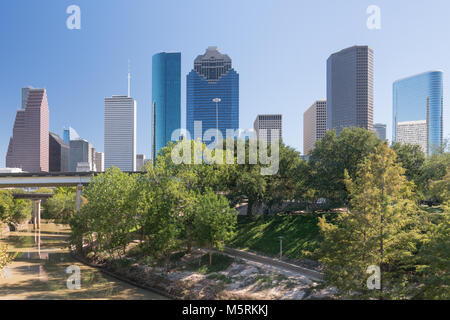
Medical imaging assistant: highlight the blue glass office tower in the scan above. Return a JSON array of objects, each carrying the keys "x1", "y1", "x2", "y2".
[
  {"x1": 393, "y1": 71, "x2": 443, "y2": 155},
  {"x1": 152, "y1": 52, "x2": 181, "y2": 159},
  {"x1": 187, "y1": 47, "x2": 239, "y2": 142}
]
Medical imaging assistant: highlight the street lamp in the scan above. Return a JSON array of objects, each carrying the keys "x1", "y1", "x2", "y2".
[{"x1": 212, "y1": 98, "x2": 221, "y2": 142}]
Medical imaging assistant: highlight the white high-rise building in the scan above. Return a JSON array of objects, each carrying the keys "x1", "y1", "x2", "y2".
[
  {"x1": 253, "y1": 114, "x2": 282, "y2": 144},
  {"x1": 104, "y1": 95, "x2": 136, "y2": 172},
  {"x1": 303, "y1": 100, "x2": 327, "y2": 155},
  {"x1": 396, "y1": 120, "x2": 428, "y2": 154}
]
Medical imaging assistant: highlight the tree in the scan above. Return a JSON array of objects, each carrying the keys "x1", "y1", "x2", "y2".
[
  {"x1": 264, "y1": 143, "x2": 303, "y2": 213},
  {"x1": 46, "y1": 188, "x2": 77, "y2": 224},
  {"x1": 391, "y1": 142, "x2": 425, "y2": 188},
  {"x1": 76, "y1": 167, "x2": 138, "y2": 257},
  {"x1": 416, "y1": 213, "x2": 450, "y2": 299},
  {"x1": 192, "y1": 189, "x2": 238, "y2": 265},
  {"x1": 317, "y1": 143, "x2": 422, "y2": 299},
  {"x1": 137, "y1": 159, "x2": 185, "y2": 266},
  {"x1": 310, "y1": 127, "x2": 381, "y2": 206}
]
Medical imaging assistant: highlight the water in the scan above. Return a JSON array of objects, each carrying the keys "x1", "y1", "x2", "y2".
[{"x1": 0, "y1": 222, "x2": 167, "y2": 300}]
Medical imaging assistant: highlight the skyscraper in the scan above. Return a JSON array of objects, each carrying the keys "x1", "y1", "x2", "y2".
[
  {"x1": 104, "y1": 95, "x2": 136, "y2": 171},
  {"x1": 69, "y1": 139, "x2": 94, "y2": 172},
  {"x1": 254, "y1": 114, "x2": 282, "y2": 144},
  {"x1": 49, "y1": 132, "x2": 69, "y2": 172},
  {"x1": 6, "y1": 88, "x2": 50, "y2": 172},
  {"x1": 94, "y1": 152, "x2": 104, "y2": 172},
  {"x1": 393, "y1": 71, "x2": 443, "y2": 155},
  {"x1": 187, "y1": 46, "x2": 239, "y2": 142},
  {"x1": 152, "y1": 52, "x2": 181, "y2": 160},
  {"x1": 396, "y1": 120, "x2": 428, "y2": 153},
  {"x1": 303, "y1": 100, "x2": 327, "y2": 155},
  {"x1": 373, "y1": 123, "x2": 387, "y2": 141},
  {"x1": 327, "y1": 45, "x2": 374, "y2": 135},
  {"x1": 63, "y1": 127, "x2": 80, "y2": 144}
]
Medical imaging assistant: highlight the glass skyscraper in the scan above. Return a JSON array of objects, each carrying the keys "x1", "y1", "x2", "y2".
[
  {"x1": 393, "y1": 71, "x2": 443, "y2": 155},
  {"x1": 152, "y1": 52, "x2": 181, "y2": 159},
  {"x1": 187, "y1": 47, "x2": 239, "y2": 142},
  {"x1": 327, "y1": 45, "x2": 374, "y2": 135}
]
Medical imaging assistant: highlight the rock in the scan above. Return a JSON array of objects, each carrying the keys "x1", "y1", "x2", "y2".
[
  {"x1": 236, "y1": 266, "x2": 258, "y2": 278},
  {"x1": 227, "y1": 264, "x2": 246, "y2": 277}
]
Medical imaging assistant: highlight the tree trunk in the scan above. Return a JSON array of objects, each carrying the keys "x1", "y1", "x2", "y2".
[
  {"x1": 209, "y1": 244, "x2": 213, "y2": 265},
  {"x1": 186, "y1": 223, "x2": 192, "y2": 253}
]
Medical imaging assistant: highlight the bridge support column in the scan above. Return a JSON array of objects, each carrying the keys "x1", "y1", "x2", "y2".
[
  {"x1": 33, "y1": 200, "x2": 41, "y2": 230},
  {"x1": 76, "y1": 184, "x2": 83, "y2": 212}
]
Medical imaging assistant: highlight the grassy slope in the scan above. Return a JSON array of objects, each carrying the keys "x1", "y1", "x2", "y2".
[{"x1": 229, "y1": 214, "x2": 326, "y2": 259}]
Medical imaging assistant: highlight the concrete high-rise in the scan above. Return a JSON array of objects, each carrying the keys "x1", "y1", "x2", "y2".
[
  {"x1": 6, "y1": 88, "x2": 50, "y2": 172},
  {"x1": 104, "y1": 95, "x2": 136, "y2": 171},
  {"x1": 396, "y1": 120, "x2": 428, "y2": 154},
  {"x1": 303, "y1": 100, "x2": 327, "y2": 155},
  {"x1": 327, "y1": 46, "x2": 374, "y2": 135},
  {"x1": 373, "y1": 123, "x2": 387, "y2": 141},
  {"x1": 253, "y1": 114, "x2": 282, "y2": 144},
  {"x1": 393, "y1": 71, "x2": 443, "y2": 155},
  {"x1": 94, "y1": 152, "x2": 104, "y2": 172},
  {"x1": 49, "y1": 132, "x2": 69, "y2": 172},
  {"x1": 152, "y1": 52, "x2": 181, "y2": 160},
  {"x1": 187, "y1": 47, "x2": 239, "y2": 142},
  {"x1": 136, "y1": 154, "x2": 145, "y2": 171}
]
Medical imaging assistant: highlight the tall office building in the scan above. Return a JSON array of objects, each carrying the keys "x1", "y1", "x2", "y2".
[
  {"x1": 104, "y1": 95, "x2": 136, "y2": 171},
  {"x1": 69, "y1": 139, "x2": 94, "y2": 172},
  {"x1": 152, "y1": 52, "x2": 181, "y2": 160},
  {"x1": 253, "y1": 114, "x2": 282, "y2": 144},
  {"x1": 187, "y1": 46, "x2": 239, "y2": 142},
  {"x1": 63, "y1": 127, "x2": 80, "y2": 144},
  {"x1": 396, "y1": 120, "x2": 428, "y2": 153},
  {"x1": 136, "y1": 154, "x2": 145, "y2": 171},
  {"x1": 6, "y1": 88, "x2": 50, "y2": 172},
  {"x1": 373, "y1": 123, "x2": 387, "y2": 141},
  {"x1": 303, "y1": 100, "x2": 327, "y2": 155},
  {"x1": 393, "y1": 71, "x2": 443, "y2": 155},
  {"x1": 49, "y1": 132, "x2": 69, "y2": 172},
  {"x1": 94, "y1": 152, "x2": 104, "y2": 172},
  {"x1": 327, "y1": 45, "x2": 374, "y2": 135}
]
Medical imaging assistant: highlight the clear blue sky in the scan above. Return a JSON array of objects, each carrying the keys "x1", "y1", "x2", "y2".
[{"x1": 1, "y1": 0, "x2": 449, "y2": 166}]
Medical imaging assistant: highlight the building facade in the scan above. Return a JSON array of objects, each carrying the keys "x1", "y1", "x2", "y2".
[
  {"x1": 63, "y1": 127, "x2": 80, "y2": 144},
  {"x1": 187, "y1": 47, "x2": 239, "y2": 142},
  {"x1": 104, "y1": 95, "x2": 136, "y2": 171},
  {"x1": 49, "y1": 132, "x2": 69, "y2": 172},
  {"x1": 396, "y1": 120, "x2": 428, "y2": 154},
  {"x1": 69, "y1": 139, "x2": 94, "y2": 172},
  {"x1": 253, "y1": 114, "x2": 282, "y2": 144},
  {"x1": 303, "y1": 100, "x2": 327, "y2": 155},
  {"x1": 373, "y1": 123, "x2": 387, "y2": 141},
  {"x1": 327, "y1": 45, "x2": 374, "y2": 135},
  {"x1": 136, "y1": 154, "x2": 145, "y2": 171},
  {"x1": 393, "y1": 71, "x2": 443, "y2": 155},
  {"x1": 6, "y1": 88, "x2": 50, "y2": 172},
  {"x1": 152, "y1": 52, "x2": 181, "y2": 160},
  {"x1": 94, "y1": 152, "x2": 104, "y2": 172}
]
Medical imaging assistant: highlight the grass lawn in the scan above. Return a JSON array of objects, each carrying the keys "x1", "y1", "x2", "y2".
[{"x1": 229, "y1": 213, "x2": 329, "y2": 259}]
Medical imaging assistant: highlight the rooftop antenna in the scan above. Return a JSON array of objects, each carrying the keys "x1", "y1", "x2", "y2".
[{"x1": 127, "y1": 59, "x2": 131, "y2": 97}]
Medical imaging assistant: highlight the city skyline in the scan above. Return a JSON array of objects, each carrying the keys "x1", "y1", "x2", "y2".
[{"x1": 1, "y1": 1, "x2": 450, "y2": 167}]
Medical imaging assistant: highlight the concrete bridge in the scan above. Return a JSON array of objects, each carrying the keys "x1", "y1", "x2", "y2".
[{"x1": 0, "y1": 172, "x2": 101, "y2": 230}]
